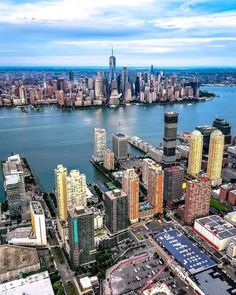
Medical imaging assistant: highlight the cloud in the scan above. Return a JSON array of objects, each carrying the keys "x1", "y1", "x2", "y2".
[{"x1": 0, "y1": 0, "x2": 236, "y2": 66}]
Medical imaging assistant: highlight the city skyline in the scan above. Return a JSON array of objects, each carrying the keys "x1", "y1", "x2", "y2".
[{"x1": 0, "y1": 0, "x2": 236, "y2": 66}]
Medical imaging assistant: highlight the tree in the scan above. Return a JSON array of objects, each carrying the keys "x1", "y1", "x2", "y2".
[
  {"x1": 56, "y1": 288, "x2": 65, "y2": 295},
  {"x1": 53, "y1": 281, "x2": 62, "y2": 292}
]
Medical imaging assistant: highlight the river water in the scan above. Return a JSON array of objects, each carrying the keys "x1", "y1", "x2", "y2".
[{"x1": 0, "y1": 86, "x2": 236, "y2": 201}]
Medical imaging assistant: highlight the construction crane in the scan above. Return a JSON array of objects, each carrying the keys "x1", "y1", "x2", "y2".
[{"x1": 140, "y1": 257, "x2": 175, "y2": 294}]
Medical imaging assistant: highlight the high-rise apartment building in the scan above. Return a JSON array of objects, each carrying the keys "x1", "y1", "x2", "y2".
[
  {"x1": 104, "y1": 189, "x2": 128, "y2": 234},
  {"x1": 163, "y1": 112, "x2": 178, "y2": 164},
  {"x1": 164, "y1": 166, "x2": 184, "y2": 209},
  {"x1": 207, "y1": 130, "x2": 224, "y2": 186},
  {"x1": 195, "y1": 125, "x2": 217, "y2": 154},
  {"x1": 95, "y1": 72, "x2": 104, "y2": 99},
  {"x1": 112, "y1": 133, "x2": 128, "y2": 160},
  {"x1": 93, "y1": 128, "x2": 106, "y2": 162},
  {"x1": 187, "y1": 130, "x2": 203, "y2": 176},
  {"x1": 67, "y1": 170, "x2": 87, "y2": 210},
  {"x1": 183, "y1": 177, "x2": 211, "y2": 225},
  {"x1": 103, "y1": 148, "x2": 115, "y2": 171},
  {"x1": 68, "y1": 207, "x2": 96, "y2": 268},
  {"x1": 147, "y1": 165, "x2": 163, "y2": 214},
  {"x1": 30, "y1": 201, "x2": 47, "y2": 246},
  {"x1": 213, "y1": 118, "x2": 232, "y2": 145},
  {"x1": 142, "y1": 158, "x2": 156, "y2": 186},
  {"x1": 55, "y1": 165, "x2": 68, "y2": 221},
  {"x1": 122, "y1": 169, "x2": 139, "y2": 223},
  {"x1": 3, "y1": 154, "x2": 26, "y2": 221},
  {"x1": 109, "y1": 48, "x2": 116, "y2": 83}
]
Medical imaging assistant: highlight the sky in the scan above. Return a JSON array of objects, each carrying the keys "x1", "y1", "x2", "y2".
[{"x1": 0, "y1": 0, "x2": 236, "y2": 67}]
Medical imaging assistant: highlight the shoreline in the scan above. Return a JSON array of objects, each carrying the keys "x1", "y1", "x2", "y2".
[{"x1": 0, "y1": 96, "x2": 214, "y2": 111}]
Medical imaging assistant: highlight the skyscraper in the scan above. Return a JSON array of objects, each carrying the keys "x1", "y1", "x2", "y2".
[
  {"x1": 122, "y1": 169, "x2": 139, "y2": 223},
  {"x1": 3, "y1": 154, "x2": 26, "y2": 221},
  {"x1": 195, "y1": 125, "x2": 217, "y2": 154},
  {"x1": 104, "y1": 189, "x2": 128, "y2": 234},
  {"x1": 142, "y1": 158, "x2": 156, "y2": 186},
  {"x1": 121, "y1": 67, "x2": 128, "y2": 94},
  {"x1": 109, "y1": 47, "x2": 116, "y2": 83},
  {"x1": 103, "y1": 148, "x2": 115, "y2": 171},
  {"x1": 207, "y1": 130, "x2": 224, "y2": 186},
  {"x1": 163, "y1": 112, "x2": 179, "y2": 164},
  {"x1": 213, "y1": 118, "x2": 232, "y2": 145},
  {"x1": 30, "y1": 201, "x2": 47, "y2": 246},
  {"x1": 164, "y1": 166, "x2": 184, "y2": 209},
  {"x1": 55, "y1": 165, "x2": 68, "y2": 221},
  {"x1": 95, "y1": 72, "x2": 104, "y2": 99},
  {"x1": 67, "y1": 170, "x2": 87, "y2": 210},
  {"x1": 93, "y1": 128, "x2": 106, "y2": 161},
  {"x1": 183, "y1": 177, "x2": 211, "y2": 225},
  {"x1": 187, "y1": 130, "x2": 203, "y2": 176},
  {"x1": 147, "y1": 164, "x2": 163, "y2": 214},
  {"x1": 112, "y1": 133, "x2": 128, "y2": 160},
  {"x1": 68, "y1": 206, "x2": 96, "y2": 268}
]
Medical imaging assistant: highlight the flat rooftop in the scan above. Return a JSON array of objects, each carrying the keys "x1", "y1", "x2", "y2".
[
  {"x1": 7, "y1": 227, "x2": 32, "y2": 240},
  {"x1": 195, "y1": 268, "x2": 236, "y2": 295},
  {"x1": 195, "y1": 215, "x2": 236, "y2": 240},
  {"x1": 155, "y1": 229, "x2": 216, "y2": 274},
  {"x1": 5, "y1": 174, "x2": 21, "y2": 186},
  {"x1": 114, "y1": 132, "x2": 127, "y2": 138},
  {"x1": 0, "y1": 245, "x2": 39, "y2": 274},
  {"x1": 0, "y1": 271, "x2": 54, "y2": 295}
]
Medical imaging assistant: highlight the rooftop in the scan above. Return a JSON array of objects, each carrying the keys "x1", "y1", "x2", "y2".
[
  {"x1": 0, "y1": 245, "x2": 39, "y2": 275},
  {"x1": 30, "y1": 201, "x2": 43, "y2": 215},
  {"x1": 7, "y1": 227, "x2": 34, "y2": 240},
  {"x1": 5, "y1": 174, "x2": 21, "y2": 186},
  {"x1": 0, "y1": 271, "x2": 54, "y2": 295},
  {"x1": 195, "y1": 215, "x2": 236, "y2": 240},
  {"x1": 155, "y1": 229, "x2": 216, "y2": 274},
  {"x1": 114, "y1": 132, "x2": 127, "y2": 138}
]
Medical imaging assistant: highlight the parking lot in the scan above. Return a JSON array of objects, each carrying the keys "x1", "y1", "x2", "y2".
[{"x1": 109, "y1": 253, "x2": 193, "y2": 295}]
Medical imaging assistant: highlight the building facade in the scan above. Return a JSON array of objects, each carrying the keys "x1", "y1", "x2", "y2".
[
  {"x1": 112, "y1": 133, "x2": 128, "y2": 160},
  {"x1": 163, "y1": 112, "x2": 178, "y2": 164},
  {"x1": 68, "y1": 207, "x2": 96, "y2": 268},
  {"x1": 207, "y1": 130, "x2": 224, "y2": 186},
  {"x1": 104, "y1": 189, "x2": 128, "y2": 234},
  {"x1": 93, "y1": 128, "x2": 106, "y2": 162},
  {"x1": 163, "y1": 166, "x2": 184, "y2": 209},
  {"x1": 30, "y1": 201, "x2": 47, "y2": 246},
  {"x1": 147, "y1": 165, "x2": 163, "y2": 214},
  {"x1": 67, "y1": 170, "x2": 87, "y2": 209},
  {"x1": 122, "y1": 169, "x2": 139, "y2": 223},
  {"x1": 183, "y1": 177, "x2": 211, "y2": 225},
  {"x1": 103, "y1": 148, "x2": 115, "y2": 171},
  {"x1": 187, "y1": 130, "x2": 203, "y2": 176},
  {"x1": 55, "y1": 165, "x2": 68, "y2": 221}
]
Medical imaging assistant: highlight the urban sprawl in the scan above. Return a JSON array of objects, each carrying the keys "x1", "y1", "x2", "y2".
[{"x1": 1, "y1": 108, "x2": 236, "y2": 295}]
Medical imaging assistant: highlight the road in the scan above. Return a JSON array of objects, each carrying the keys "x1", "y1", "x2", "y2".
[{"x1": 48, "y1": 229, "x2": 77, "y2": 295}]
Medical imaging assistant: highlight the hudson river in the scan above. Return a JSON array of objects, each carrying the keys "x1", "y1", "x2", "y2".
[{"x1": 0, "y1": 86, "x2": 236, "y2": 201}]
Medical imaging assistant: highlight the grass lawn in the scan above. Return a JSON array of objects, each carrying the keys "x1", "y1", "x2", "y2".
[{"x1": 210, "y1": 197, "x2": 230, "y2": 213}]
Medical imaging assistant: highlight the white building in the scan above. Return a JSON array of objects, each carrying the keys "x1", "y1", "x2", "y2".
[
  {"x1": 93, "y1": 128, "x2": 106, "y2": 161},
  {"x1": 226, "y1": 238, "x2": 236, "y2": 259},
  {"x1": 7, "y1": 201, "x2": 47, "y2": 246},
  {"x1": 30, "y1": 201, "x2": 47, "y2": 246},
  {"x1": 67, "y1": 170, "x2": 87, "y2": 209},
  {"x1": 194, "y1": 215, "x2": 236, "y2": 251},
  {"x1": 0, "y1": 271, "x2": 54, "y2": 295}
]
